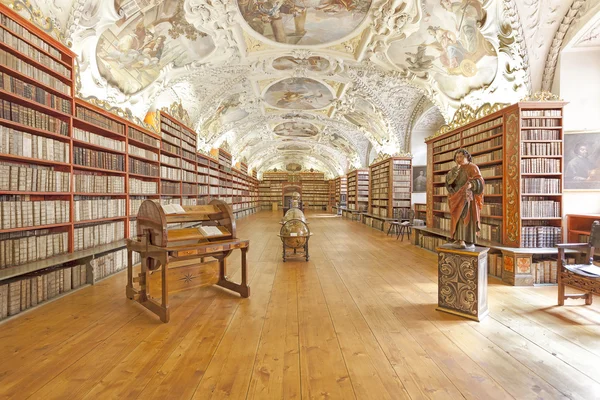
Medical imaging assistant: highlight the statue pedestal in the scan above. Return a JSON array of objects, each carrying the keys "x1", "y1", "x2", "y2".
[{"x1": 436, "y1": 244, "x2": 490, "y2": 322}]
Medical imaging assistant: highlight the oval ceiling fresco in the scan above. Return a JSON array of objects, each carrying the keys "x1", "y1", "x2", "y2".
[
  {"x1": 96, "y1": 1, "x2": 215, "y2": 95},
  {"x1": 387, "y1": 0, "x2": 497, "y2": 101},
  {"x1": 273, "y1": 56, "x2": 330, "y2": 71},
  {"x1": 274, "y1": 121, "x2": 319, "y2": 137},
  {"x1": 237, "y1": 0, "x2": 372, "y2": 45},
  {"x1": 264, "y1": 78, "x2": 334, "y2": 110}
]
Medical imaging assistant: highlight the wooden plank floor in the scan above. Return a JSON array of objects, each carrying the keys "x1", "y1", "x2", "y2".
[{"x1": 2, "y1": 210, "x2": 600, "y2": 399}]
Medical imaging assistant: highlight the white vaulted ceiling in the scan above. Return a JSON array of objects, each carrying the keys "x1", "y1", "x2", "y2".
[{"x1": 8, "y1": 0, "x2": 599, "y2": 177}]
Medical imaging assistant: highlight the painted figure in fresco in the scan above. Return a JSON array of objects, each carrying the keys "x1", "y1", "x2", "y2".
[
  {"x1": 566, "y1": 144, "x2": 595, "y2": 181},
  {"x1": 445, "y1": 149, "x2": 484, "y2": 249},
  {"x1": 422, "y1": 0, "x2": 495, "y2": 77}
]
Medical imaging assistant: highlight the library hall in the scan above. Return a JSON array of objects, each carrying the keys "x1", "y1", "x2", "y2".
[{"x1": 2, "y1": 0, "x2": 600, "y2": 399}]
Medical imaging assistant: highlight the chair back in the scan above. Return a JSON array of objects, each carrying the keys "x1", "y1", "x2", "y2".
[
  {"x1": 407, "y1": 209, "x2": 415, "y2": 223},
  {"x1": 590, "y1": 221, "x2": 600, "y2": 248}
]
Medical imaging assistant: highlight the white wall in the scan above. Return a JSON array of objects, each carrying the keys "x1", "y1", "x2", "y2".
[{"x1": 558, "y1": 48, "x2": 600, "y2": 217}]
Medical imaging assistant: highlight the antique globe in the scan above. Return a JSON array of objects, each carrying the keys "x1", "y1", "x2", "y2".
[
  {"x1": 279, "y1": 219, "x2": 310, "y2": 249},
  {"x1": 283, "y1": 208, "x2": 306, "y2": 223}
]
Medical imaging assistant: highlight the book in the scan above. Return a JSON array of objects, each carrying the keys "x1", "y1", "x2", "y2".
[
  {"x1": 198, "y1": 225, "x2": 223, "y2": 236},
  {"x1": 161, "y1": 204, "x2": 185, "y2": 214}
]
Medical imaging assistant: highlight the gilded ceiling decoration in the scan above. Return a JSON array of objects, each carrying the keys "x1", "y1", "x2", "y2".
[{"x1": 8, "y1": 0, "x2": 586, "y2": 176}]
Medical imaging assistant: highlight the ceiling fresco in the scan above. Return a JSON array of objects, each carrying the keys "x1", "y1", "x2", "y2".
[{"x1": 10, "y1": 0, "x2": 592, "y2": 177}]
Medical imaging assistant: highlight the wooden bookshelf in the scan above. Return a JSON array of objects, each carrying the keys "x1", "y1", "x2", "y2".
[
  {"x1": 301, "y1": 178, "x2": 329, "y2": 211},
  {"x1": 414, "y1": 203, "x2": 427, "y2": 221},
  {"x1": 334, "y1": 176, "x2": 347, "y2": 207},
  {"x1": 420, "y1": 100, "x2": 567, "y2": 286},
  {"x1": 328, "y1": 179, "x2": 336, "y2": 211},
  {"x1": 566, "y1": 214, "x2": 600, "y2": 244},
  {"x1": 368, "y1": 157, "x2": 412, "y2": 218},
  {"x1": 347, "y1": 169, "x2": 369, "y2": 212}
]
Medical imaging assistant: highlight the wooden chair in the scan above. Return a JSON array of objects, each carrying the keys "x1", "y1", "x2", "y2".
[
  {"x1": 398, "y1": 210, "x2": 415, "y2": 241},
  {"x1": 557, "y1": 220, "x2": 600, "y2": 306}
]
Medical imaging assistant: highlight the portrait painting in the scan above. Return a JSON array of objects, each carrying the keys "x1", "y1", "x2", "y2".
[
  {"x1": 413, "y1": 165, "x2": 427, "y2": 193},
  {"x1": 96, "y1": 1, "x2": 215, "y2": 95},
  {"x1": 274, "y1": 121, "x2": 319, "y2": 137},
  {"x1": 273, "y1": 56, "x2": 330, "y2": 71},
  {"x1": 564, "y1": 132, "x2": 600, "y2": 190},
  {"x1": 387, "y1": 0, "x2": 498, "y2": 101},
  {"x1": 237, "y1": 0, "x2": 372, "y2": 45},
  {"x1": 264, "y1": 78, "x2": 334, "y2": 110}
]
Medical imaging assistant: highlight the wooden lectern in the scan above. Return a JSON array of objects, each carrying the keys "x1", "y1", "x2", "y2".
[{"x1": 126, "y1": 199, "x2": 250, "y2": 323}]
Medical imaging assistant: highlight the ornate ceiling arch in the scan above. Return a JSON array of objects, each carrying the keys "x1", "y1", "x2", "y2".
[{"x1": 8, "y1": 0, "x2": 572, "y2": 176}]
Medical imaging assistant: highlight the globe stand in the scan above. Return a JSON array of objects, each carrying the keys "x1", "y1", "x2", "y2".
[{"x1": 281, "y1": 236, "x2": 311, "y2": 262}]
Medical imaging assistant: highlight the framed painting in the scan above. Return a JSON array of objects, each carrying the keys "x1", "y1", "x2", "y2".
[
  {"x1": 564, "y1": 132, "x2": 600, "y2": 191},
  {"x1": 413, "y1": 165, "x2": 427, "y2": 193}
]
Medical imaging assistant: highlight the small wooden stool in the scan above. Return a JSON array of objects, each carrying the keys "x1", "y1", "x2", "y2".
[{"x1": 387, "y1": 221, "x2": 401, "y2": 237}]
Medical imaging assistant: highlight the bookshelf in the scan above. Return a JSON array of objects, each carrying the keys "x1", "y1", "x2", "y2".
[
  {"x1": 328, "y1": 179, "x2": 336, "y2": 211},
  {"x1": 347, "y1": 169, "x2": 369, "y2": 212},
  {"x1": 301, "y1": 180, "x2": 329, "y2": 210},
  {"x1": 0, "y1": 3, "x2": 260, "y2": 319},
  {"x1": 334, "y1": 176, "x2": 347, "y2": 207},
  {"x1": 414, "y1": 203, "x2": 427, "y2": 221},
  {"x1": 419, "y1": 100, "x2": 567, "y2": 286},
  {"x1": 566, "y1": 214, "x2": 600, "y2": 244},
  {"x1": 368, "y1": 157, "x2": 412, "y2": 218}
]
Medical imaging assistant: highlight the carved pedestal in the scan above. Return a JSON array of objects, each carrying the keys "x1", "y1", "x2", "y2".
[{"x1": 436, "y1": 244, "x2": 490, "y2": 322}]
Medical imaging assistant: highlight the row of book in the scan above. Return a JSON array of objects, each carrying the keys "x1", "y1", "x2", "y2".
[
  {"x1": 0, "y1": 26, "x2": 70, "y2": 78},
  {"x1": 161, "y1": 181, "x2": 180, "y2": 194},
  {"x1": 461, "y1": 117, "x2": 502, "y2": 139},
  {"x1": 418, "y1": 234, "x2": 448, "y2": 252},
  {"x1": 74, "y1": 172, "x2": 124, "y2": 193},
  {"x1": 181, "y1": 158, "x2": 195, "y2": 171},
  {"x1": 0, "y1": 99, "x2": 69, "y2": 135},
  {"x1": 129, "y1": 178, "x2": 158, "y2": 194},
  {"x1": 522, "y1": 119, "x2": 561, "y2": 127},
  {"x1": 462, "y1": 126, "x2": 503, "y2": 146},
  {"x1": 182, "y1": 170, "x2": 196, "y2": 183},
  {"x1": 0, "y1": 198, "x2": 70, "y2": 229},
  {"x1": 465, "y1": 135, "x2": 502, "y2": 155},
  {"x1": 521, "y1": 198, "x2": 561, "y2": 218},
  {"x1": 521, "y1": 226, "x2": 562, "y2": 248},
  {"x1": 481, "y1": 201, "x2": 502, "y2": 216},
  {"x1": 74, "y1": 221, "x2": 125, "y2": 251},
  {"x1": 182, "y1": 183, "x2": 196, "y2": 194},
  {"x1": 0, "y1": 126, "x2": 70, "y2": 162},
  {"x1": 522, "y1": 178, "x2": 561, "y2": 194},
  {"x1": 522, "y1": 110, "x2": 561, "y2": 117},
  {"x1": 76, "y1": 106, "x2": 125, "y2": 135},
  {"x1": 432, "y1": 133, "x2": 460, "y2": 153},
  {"x1": 484, "y1": 181, "x2": 502, "y2": 195},
  {"x1": 433, "y1": 201, "x2": 448, "y2": 212},
  {"x1": 91, "y1": 249, "x2": 135, "y2": 282},
  {"x1": 0, "y1": 230, "x2": 68, "y2": 268},
  {"x1": 480, "y1": 165, "x2": 503, "y2": 178},
  {"x1": 0, "y1": 71, "x2": 71, "y2": 114},
  {"x1": 532, "y1": 259, "x2": 558, "y2": 284},
  {"x1": 161, "y1": 153, "x2": 180, "y2": 167},
  {"x1": 0, "y1": 48, "x2": 70, "y2": 95},
  {"x1": 73, "y1": 147, "x2": 125, "y2": 171},
  {"x1": 521, "y1": 129, "x2": 560, "y2": 141},
  {"x1": 520, "y1": 158, "x2": 561, "y2": 174},
  {"x1": 128, "y1": 127, "x2": 159, "y2": 148},
  {"x1": 0, "y1": 263, "x2": 87, "y2": 320},
  {"x1": 488, "y1": 253, "x2": 504, "y2": 278},
  {"x1": 0, "y1": 162, "x2": 70, "y2": 192},
  {"x1": 161, "y1": 118, "x2": 195, "y2": 144},
  {"x1": 161, "y1": 131, "x2": 181, "y2": 147},
  {"x1": 0, "y1": 13, "x2": 62, "y2": 59},
  {"x1": 74, "y1": 198, "x2": 126, "y2": 222},
  {"x1": 161, "y1": 141, "x2": 180, "y2": 156},
  {"x1": 521, "y1": 142, "x2": 562, "y2": 156},
  {"x1": 160, "y1": 165, "x2": 181, "y2": 180},
  {"x1": 128, "y1": 144, "x2": 158, "y2": 161},
  {"x1": 73, "y1": 128, "x2": 124, "y2": 152},
  {"x1": 218, "y1": 149, "x2": 232, "y2": 169},
  {"x1": 129, "y1": 158, "x2": 159, "y2": 177},
  {"x1": 472, "y1": 149, "x2": 503, "y2": 165}
]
